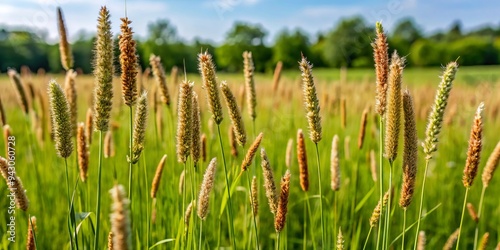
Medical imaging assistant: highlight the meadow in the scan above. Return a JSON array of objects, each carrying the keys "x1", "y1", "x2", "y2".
[{"x1": 0, "y1": 8, "x2": 500, "y2": 250}]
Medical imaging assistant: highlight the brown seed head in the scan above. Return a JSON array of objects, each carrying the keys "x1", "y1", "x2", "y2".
[
  {"x1": 370, "y1": 149, "x2": 378, "y2": 182},
  {"x1": 274, "y1": 169, "x2": 290, "y2": 232},
  {"x1": 384, "y1": 51, "x2": 405, "y2": 162},
  {"x1": 64, "y1": 69, "x2": 78, "y2": 136},
  {"x1": 261, "y1": 148, "x2": 278, "y2": 214},
  {"x1": 482, "y1": 140, "x2": 500, "y2": 187},
  {"x1": 77, "y1": 122, "x2": 89, "y2": 182},
  {"x1": 285, "y1": 138, "x2": 293, "y2": 168},
  {"x1": 243, "y1": 51, "x2": 257, "y2": 120},
  {"x1": 463, "y1": 103, "x2": 484, "y2": 188},
  {"x1": 8, "y1": 69, "x2": 30, "y2": 114},
  {"x1": 331, "y1": 135, "x2": 340, "y2": 191},
  {"x1": 272, "y1": 61, "x2": 283, "y2": 93},
  {"x1": 297, "y1": 129, "x2": 309, "y2": 191},
  {"x1": 417, "y1": 231, "x2": 426, "y2": 250},
  {"x1": 149, "y1": 55, "x2": 170, "y2": 106},
  {"x1": 57, "y1": 7, "x2": 73, "y2": 70},
  {"x1": 241, "y1": 132, "x2": 264, "y2": 171},
  {"x1": 466, "y1": 202, "x2": 479, "y2": 223},
  {"x1": 119, "y1": 17, "x2": 139, "y2": 106},
  {"x1": 299, "y1": 54, "x2": 322, "y2": 143},
  {"x1": 201, "y1": 133, "x2": 207, "y2": 162},
  {"x1": 229, "y1": 126, "x2": 238, "y2": 158},
  {"x1": 109, "y1": 184, "x2": 132, "y2": 250},
  {"x1": 176, "y1": 81, "x2": 193, "y2": 163},
  {"x1": 197, "y1": 158, "x2": 217, "y2": 220},
  {"x1": 93, "y1": 6, "x2": 114, "y2": 132},
  {"x1": 0, "y1": 156, "x2": 29, "y2": 211},
  {"x1": 26, "y1": 216, "x2": 37, "y2": 250},
  {"x1": 104, "y1": 130, "x2": 115, "y2": 158},
  {"x1": 130, "y1": 92, "x2": 148, "y2": 164},
  {"x1": 184, "y1": 200, "x2": 194, "y2": 234},
  {"x1": 443, "y1": 228, "x2": 460, "y2": 250},
  {"x1": 358, "y1": 107, "x2": 369, "y2": 149},
  {"x1": 251, "y1": 175, "x2": 258, "y2": 216},
  {"x1": 151, "y1": 155, "x2": 167, "y2": 199},
  {"x1": 0, "y1": 95, "x2": 6, "y2": 126},
  {"x1": 191, "y1": 92, "x2": 202, "y2": 164},
  {"x1": 372, "y1": 22, "x2": 389, "y2": 116},
  {"x1": 198, "y1": 51, "x2": 223, "y2": 124},
  {"x1": 399, "y1": 90, "x2": 418, "y2": 208},
  {"x1": 85, "y1": 108, "x2": 93, "y2": 145},
  {"x1": 221, "y1": 81, "x2": 246, "y2": 146}
]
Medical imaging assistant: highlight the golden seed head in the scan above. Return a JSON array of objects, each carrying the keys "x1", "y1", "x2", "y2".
[
  {"x1": 331, "y1": 135, "x2": 340, "y2": 191},
  {"x1": 479, "y1": 232, "x2": 489, "y2": 250},
  {"x1": 463, "y1": 103, "x2": 484, "y2": 188},
  {"x1": 64, "y1": 69, "x2": 78, "y2": 136},
  {"x1": 384, "y1": 51, "x2": 405, "y2": 162},
  {"x1": 85, "y1": 108, "x2": 93, "y2": 145},
  {"x1": 251, "y1": 175, "x2": 258, "y2": 216},
  {"x1": 272, "y1": 61, "x2": 283, "y2": 93},
  {"x1": 243, "y1": 51, "x2": 257, "y2": 120},
  {"x1": 8, "y1": 69, "x2": 30, "y2": 114},
  {"x1": 370, "y1": 149, "x2": 378, "y2": 182},
  {"x1": 400, "y1": 90, "x2": 418, "y2": 208},
  {"x1": 119, "y1": 17, "x2": 139, "y2": 107},
  {"x1": 482, "y1": 140, "x2": 500, "y2": 187},
  {"x1": 274, "y1": 169, "x2": 290, "y2": 232},
  {"x1": 108, "y1": 231, "x2": 113, "y2": 250},
  {"x1": 443, "y1": 228, "x2": 460, "y2": 250},
  {"x1": 48, "y1": 80, "x2": 73, "y2": 158},
  {"x1": 229, "y1": 126, "x2": 238, "y2": 158},
  {"x1": 358, "y1": 107, "x2": 369, "y2": 149},
  {"x1": 109, "y1": 184, "x2": 132, "y2": 250},
  {"x1": 221, "y1": 81, "x2": 246, "y2": 146},
  {"x1": 149, "y1": 55, "x2": 170, "y2": 106},
  {"x1": 191, "y1": 92, "x2": 202, "y2": 164},
  {"x1": 466, "y1": 202, "x2": 479, "y2": 223},
  {"x1": 201, "y1": 134, "x2": 207, "y2": 162},
  {"x1": 423, "y1": 62, "x2": 458, "y2": 157},
  {"x1": 285, "y1": 138, "x2": 293, "y2": 168},
  {"x1": 151, "y1": 154, "x2": 167, "y2": 199},
  {"x1": 104, "y1": 130, "x2": 115, "y2": 158},
  {"x1": 176, "y1": 81, "x2": 193, "y2": 163},
  {"x1": 130, "y1": 92, "x2": 148, "y2": 164},
  {"x1": 241, "y1": 132, "x2": 264, "y2": 171},
  {"x1": 184, "y1": 200, "x2": 194, "y2": 234},
  {"x1": 27, "y1": 216, "x2": 37, "y2": 250},
  {"x1": 297, "y1": 129, "x2": 309, "y2": 191},
  {"x1": 369, "y1": 190, "x2": 389, "y2": 227},
  {"x1": 77, "y1": 122, "x2": 89, "y2": 182},
  {"x1": 0, "y1": 156, "x2": 29, "y2": 211},
  {"x1": 417, "y1": 231, "x2": 426, "y2": 250},
  {"x1": 261, "y1": 148, "x2": 278, "y2": 214},
  {"x1": 299, "y1": 54, "x2": 322, "y2": 143},
  {"x1": 179, "y1": 170, "x2": 185, "y2": 195},
  {"x1": 93, "y1": 6, "x2": 114, "y2": 132},
  {"x1": 57, "y1": 7, "x2": 73, "y2": 70},
  {"x1": 197, "y1": 158, "x2": 217, "y2": 220},
  {"x1": 372, "y1": 21, "x2": 389, "y2": 116},
  {"x1": 0, "y1": 96, "x2": 5, "y2": 126},
  {"x1": 198, "y1": 51, "x2": 223, "y2": 124}
]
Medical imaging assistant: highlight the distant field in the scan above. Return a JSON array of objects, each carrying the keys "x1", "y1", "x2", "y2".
[{"x1": 0, "y1": 63, "x2": 499, "y2": 249}]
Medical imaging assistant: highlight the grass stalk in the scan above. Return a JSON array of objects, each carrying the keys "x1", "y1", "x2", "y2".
[
  {"x1": 246, "y1": 172, "x2": 260, "y2": 249},
  {"x1": 456, "y1": 187, "x2": 470, "y2": 250},
  {"x1": 216, "y1": 124, "x2": 236, "y2": 249},
  {"x1": 384, "y1": 160, "x2": 394, "y2": 249},
  {"x1": 64, "y1": 157, "x2": 74, "y2": 249},
  {"x1": 314, "y1": 143, "x2": 325, "y2": 248},
  {"x1": 402, "y1": 208, "x2": 407, "y2": 250},
  {"x1": 363, "y1": 227, "x2": 373, "y2": 250},
  {"x1": 473, "y1": 186, "x2": 486, "y2": 250},
  {"x1": 128, "y1": 106, "x2": 133, "y2": 201},
  {"x1": 376, "y1": 117, "x2": 384, "y2": 250},
  {"x1": 413, "y1": 159, "x2": 430, "y2": 250},
  {"x1": 94, "y1": 131, "x2": 103, "y2": 250}
]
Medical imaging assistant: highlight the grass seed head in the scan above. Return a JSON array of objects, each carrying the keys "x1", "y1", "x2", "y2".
[
  {"x1": 119, "y1": 17, "x2": 139, "y2": 107},
  {"x1": 331, "y1": 135, "x2": 340, "y2": 191},
  {"x1": 400, "y1": 90, "x2": 418, "y2": 208},
  {"x1": 463, "y1": 103, "x2": 484, "y2": 188},
  {"x1": 64, "y1": 69, "x2": 78, "y2": 136},
  {"x1": 151, "y1": 154, "x2": 167, "y2": 199},
  {"x1": 57, "y1": 7, "x2": 73, "y2": 70},
  {"x1": 8, "y1": 69, "x2": 30, "y2": 114},
  {"x1": 261, "y1": 148, "x2": 278, "y2": 214},
  {"x1": 176, "y1": 81, "x2": 193, "y2": 163},
  {"x1": 77, "y1": 122, "x2": 89, "y2": 182},
  {"x1": 482, "y1": 140, "x2": 500, "y2": 187},
  {"x1": 93, "y1": 6, "x2": 114, "y2": 132},
  {"x1": 130, "y1": 92, "x2": 148, "y2": 164},
  {"x1": 191, "y1": 92, "x2": 202, "y2": 164},
  {"x1": 109, "y1": 184, "x2": 132, "y2": 250},
  {"x1": 243, "y1": 51, "x2": 257, "y2": 120},
  {"x1": 197, "y1": 158, "x2": 217, "y2": 220},
  {"x1": 49, "y1": 80, "x2": 73, "y2": 158},
  {"x1": 0, "y1": 156, "x2": 29, "y2": 211},
  {"x1": 149, "y1": 55, "x2": 170, "y2": 106},
  {"x1": 241, "y1": 132, "x2": 264, "y2": 171},
  {"x1": 299, "y1": 54, "x2": 322, "y2": 143},
  {"x1": 274, "y1": 169, "x2": 290, "y2": 232},
  {"x1": 198, "y1": 51, "x2": 223, "y2": 124},
  {"x1": 297, "y1": 129, "x2": 309, "y2": 191},
  {"x1": 221, "y1": 81, "x2": 246, "y2": 146},
  {"x1": 372, "y1": 21, "x2": 389, "y2": 116}
]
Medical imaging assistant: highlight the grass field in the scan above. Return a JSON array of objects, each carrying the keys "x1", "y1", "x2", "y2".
[{"x1": 0, "y1": 61, "x2": 499, "y2": 250}]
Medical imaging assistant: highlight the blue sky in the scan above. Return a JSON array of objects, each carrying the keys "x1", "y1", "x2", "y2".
[{"x1": 0, "y1": 0, "x2": 498, "y2": 43}]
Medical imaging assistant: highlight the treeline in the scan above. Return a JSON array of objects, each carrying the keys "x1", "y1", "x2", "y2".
[{"x1": 1, "y1": 16, "x2": 500, "y2": 74}]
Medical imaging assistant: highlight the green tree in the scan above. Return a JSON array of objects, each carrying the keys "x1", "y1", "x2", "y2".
[
  {"x1": 323, "y1": 16, "x2": 373, "y2": 67},
  {"x1": 272, "y1": 29, "x2": 310, "y2": 68}
]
